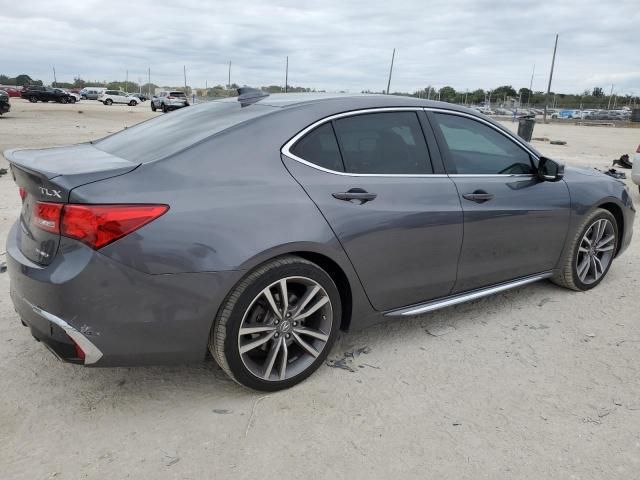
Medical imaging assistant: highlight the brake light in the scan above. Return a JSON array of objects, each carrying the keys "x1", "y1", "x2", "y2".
[
  {"x1": 167, "y1": 96, "x2": 174, "y2": 99},
  {"x1": 61, "y1": 204, "x2": 169, "y2": 249},
  {"x1": 19, "y1": 187, "x2": 27, "y2": 201},
  {"x1": 34, "y1": 202, "x2": 63, "y2": 234},
  {"x1": 636, "y1": 144, "x2": 640, "y2": 153}
]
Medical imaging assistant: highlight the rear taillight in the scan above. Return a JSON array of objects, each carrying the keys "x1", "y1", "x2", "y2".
[
  {"x1": 30, "y1": 202, "x2": 168, "y2": 249},
  {"x1": 34, "y1": 201, "x2": 63, "y2": 234},
  {"x1": 19, "y1": 187, "x2": 27, "y2": 201},
  {"x1": 61, "y1": 204, "x2": 169, "y2": 249},
  {"x1": 636, "y1": 144, "x2": 640, "y2": 154},
  {"x1": 167, "y1": 96, "x2": 174, "y2": 99}
]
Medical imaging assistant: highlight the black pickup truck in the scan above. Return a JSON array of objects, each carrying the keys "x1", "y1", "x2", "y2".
[
  {"x1": 0, "y1": 89, "x2": 10, "y2": 115},
  {"x1": 21, "y1": 86, "x2": 76, "y2": 104}
]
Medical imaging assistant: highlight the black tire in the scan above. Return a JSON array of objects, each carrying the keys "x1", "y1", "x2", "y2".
[
  {"x1": 151, "y1": 102, "x2": 156, "y2": 112},
  {"x1": 60, "y1": 97, "x2": 68, "y2": 104},
  {"x1": 69, "y1": 97, "x2": 76, "y2": 104},
  {"x1": 210, "y1": 255, "x2": 341, "y2": 391},
  {"x1": 29, "y1": 96, "x2": 38, "y2": 103},
  {"x1": 162, "y1": 103, "x2": 168, "y2": 113},
  {"x1": 105, "y1": 99, "x2": 113, "y2": 106},
  {"x1": 552, "y1": 208, "x2": 618, "y2": 291},
  {"x1": 129, "y1": 100, "x2": 137, "y2": 106}
]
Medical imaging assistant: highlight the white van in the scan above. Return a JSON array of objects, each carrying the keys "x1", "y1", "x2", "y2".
[{"x1": 80, "y1": 87, "x2": 107, "y2": 100}]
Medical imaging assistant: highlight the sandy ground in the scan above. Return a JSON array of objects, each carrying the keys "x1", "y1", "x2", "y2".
[{"x1": 1, "y1": 100, "x2": 639, "y2": 480}]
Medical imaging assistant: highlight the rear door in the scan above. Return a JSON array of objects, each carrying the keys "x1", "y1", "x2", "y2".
[
  {"x1": 428, "y1": 110, "x2": 570, "y2": 293},
  {"x1": 282, "y1": 109, "x2": 463, "y2": 311}
]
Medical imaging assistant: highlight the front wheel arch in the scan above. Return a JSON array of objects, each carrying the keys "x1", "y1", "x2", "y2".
[{"x1": 598, "y1": 202, "x2": 624, "y2": 256}]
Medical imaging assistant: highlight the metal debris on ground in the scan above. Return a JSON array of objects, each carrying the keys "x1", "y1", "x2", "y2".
[
  {"x1": 612, "y1": 154, "x2": 632, "y2": 169},
  {"x1": 549, "y1": 140, "x2": 567, "y2": 145}
]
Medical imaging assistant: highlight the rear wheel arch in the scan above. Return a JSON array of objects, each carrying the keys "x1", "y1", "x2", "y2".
[{"x1": 234, "y1": 250, "x2": 353, "y2": 332}]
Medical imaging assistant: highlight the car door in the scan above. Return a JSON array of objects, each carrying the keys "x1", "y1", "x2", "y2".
[
  {"x1": 282, "y1": 109, "x2": 464, "y2": 311},
  {"x1": 427, "y1": 110, "x2": 570, "y2": 293}
]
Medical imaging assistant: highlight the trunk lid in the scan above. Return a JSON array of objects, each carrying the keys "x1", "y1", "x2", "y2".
[{"x1": 5, "y1": 144, "x2": 139, "y2": 265}]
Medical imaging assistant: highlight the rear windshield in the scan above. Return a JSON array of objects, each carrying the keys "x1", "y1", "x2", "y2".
[
  {"x1": 170, "y1": 92, "x2": 186, "y2": 97},
  {"x1": 94, "y1": 99, "x2": 278, "y2": 163}
]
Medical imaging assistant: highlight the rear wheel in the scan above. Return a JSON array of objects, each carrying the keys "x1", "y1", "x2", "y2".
[
  {"x1": 69, "y1": 97, "x2": 76, "y2": 104},
  {"x1": 162, "y1": 103, "x2": 168, "y2": 113},
  {"x1": 210, "y1": 256, "x2": 340, "y2": 391},
  {"x1": 60, "y1": 97, "x2": 68, "y2": 104},
  {"x1": 553, "y1": 208, "x2": 618, "y2": 291},
  {"x1": 151, "y1": 102, "x2": 156, "y2": 111},
  {"x1": 29, "y1": 96, "x2": 38, "y2": 103},
  {"x1": 105, "y1": 99, "x2": 113, "y2": 106},
  {"x1": 129, "y1": 100, "x2": 137, "y2": 106}
]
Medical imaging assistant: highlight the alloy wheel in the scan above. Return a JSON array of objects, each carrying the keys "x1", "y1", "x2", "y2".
[
  {"x1": 576, "y1": 218, "x2": 615, "y2": 285},
  {"x1": 237, "y1": 276, "x2": 333, "y2": 382}
]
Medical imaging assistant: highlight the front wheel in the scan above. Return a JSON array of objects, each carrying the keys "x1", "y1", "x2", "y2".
[
  {"x1": 129, "y1": 100, "x2": 137, "y2": 106},
  {"x1": 210, "y1": 256, "x2": 341, "y2": 391},
  {"x1": 553, "y1": 208, "x2": 618, "y2": 291},
  {"x1": 69, "y1": 97, "x2": 76, "y2": 104},
  {"x1": 29, "y1": 96, "x2": 38, "y2": 103},
  {"x1": 151, "y1": 102, "x2": 156, "y2": 111}
]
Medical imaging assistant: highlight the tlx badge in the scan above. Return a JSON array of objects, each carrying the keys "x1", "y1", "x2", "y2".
[{"x1": 39, "y1": 187, "x2": 62, "y2": 199}]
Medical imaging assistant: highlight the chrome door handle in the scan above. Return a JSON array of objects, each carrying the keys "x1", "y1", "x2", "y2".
[
  {"x1": 332, "y1": 188, "x2": 377, "y2": 204},
  {"x1": 462, "y1": 190, "x2": 494, "y2": 203}
]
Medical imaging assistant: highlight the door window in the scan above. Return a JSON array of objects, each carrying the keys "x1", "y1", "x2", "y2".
[
  {"x1": 290, "y1": 122, "x2": 344, "y2": 172},
  {"x1": 434, "y1": 113, "x2": 533, "y2": 175},
  {"x1": 333, "y1": 112, "x2": 432, "y2": 174}
]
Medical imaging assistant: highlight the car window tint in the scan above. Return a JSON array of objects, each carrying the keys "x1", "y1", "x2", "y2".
[
  {"x1": 290, "y1": 123, "x2": 344, "y2": 172},
  {"x1": 95, "y1": 99, "x2": 278, "y2": 163},
  {"x1": 333, "y1": 112, "x2": 431, "y2": 174},
  {"x1": 434, "y1": 113, "x2": 533, "y2": 174}
]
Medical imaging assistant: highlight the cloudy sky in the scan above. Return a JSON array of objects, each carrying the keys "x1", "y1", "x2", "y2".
[{"x1": 2, "y1": 0, "x2": 638, "y2": 95}]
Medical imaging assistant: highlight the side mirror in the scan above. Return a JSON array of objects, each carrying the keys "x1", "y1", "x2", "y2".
[{"x1": 537, "y1": 157, "x2": 564, "y2": 182}]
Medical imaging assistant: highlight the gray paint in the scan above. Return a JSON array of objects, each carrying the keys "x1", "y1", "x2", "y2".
[{"x1": 5, "y1": 94, "x2": 636, "y2": 366}]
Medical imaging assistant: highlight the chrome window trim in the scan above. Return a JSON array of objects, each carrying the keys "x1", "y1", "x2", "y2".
[
  {"x1": 424, "y1": 107, "x2": 541, "y2": 162},
  {"x1": 280, "y1": 106, "x2": 540, "y2": 178},
  {"x1": 281, "y1": 107, "x2": 448, "y2": 178}
]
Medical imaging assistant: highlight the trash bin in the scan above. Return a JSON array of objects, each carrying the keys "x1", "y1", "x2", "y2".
[{"x1": 517, "y1": 116, "x2": 535, "y2": 141}]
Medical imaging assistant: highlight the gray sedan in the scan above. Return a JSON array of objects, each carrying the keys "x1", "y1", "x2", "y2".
[{"x1": 5, "y1": 91, "x2": 635, "y2": 390}]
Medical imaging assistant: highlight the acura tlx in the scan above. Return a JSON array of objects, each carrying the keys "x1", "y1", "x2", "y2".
[{"x1": 5, "y1": 89, "x2": 634, "y2": 390}]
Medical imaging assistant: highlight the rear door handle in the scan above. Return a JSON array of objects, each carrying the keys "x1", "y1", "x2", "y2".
[
  {"x1": 462, "y1": 190, "x2": 494, "y2": 203},
  {"x1": 332, "y1": 188, "x2": 377, "y2": 204}
]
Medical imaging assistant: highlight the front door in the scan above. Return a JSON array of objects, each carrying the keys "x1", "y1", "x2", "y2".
[
  {"x1": 282, "y1": 110, "x2": 464, "y2": 311},
  {"x1": 428, "y1": 111, "x2": 571, "y2": 293}
]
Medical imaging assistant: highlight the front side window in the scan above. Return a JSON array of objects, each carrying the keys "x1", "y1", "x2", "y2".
[
  {"x1": 434, "y1": 113, "x2": 533, "y2": 175},
  {"x1": 333, "y1": 112, "x2": 432, "y2": 174}
]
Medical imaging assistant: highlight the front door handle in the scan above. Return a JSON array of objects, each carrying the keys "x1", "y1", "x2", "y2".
[
  {"x1": 332, "y1": 188, "x2": 377, "y2": 204},
  {"x1": 462, "y1": 190, "x2": 494, "y2": 203}
]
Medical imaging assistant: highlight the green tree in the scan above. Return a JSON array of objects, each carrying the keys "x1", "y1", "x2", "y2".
[
  {"x1": 438, "y1": 86, "x2": 457, "y2": 102},
  {"x1": 492, "y1": 85, "x2": 517, "y2": 99},
  {"x1": 469, "y1": 89, "x2": 485, "y2": 104}
]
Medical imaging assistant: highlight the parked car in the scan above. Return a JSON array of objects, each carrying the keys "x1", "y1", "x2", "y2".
[
  {"x1": 151, "y1": 91, "x2": 189, "y2": 112},
  {"x1": 21, "y1": 86, "x2": 76, "y2": 103},
  {"x1": 55, "y1": 89, "x2": 81, "y2": 102},
  {"x1": 130, "y1": 92, "x2": 148, "y2": 101},
  {"x1": 80, "y1": 87, "x2": 107, "y2": 100},
  {"x1": 4, "y1": 91, "x2": 635, "y2": 390},
  {"x1": 98, "y1": 90, "x2": 140, "y2": 106},
  {"x1": 632, "y1": 143, "x2": 640, "y2": 193},
  {"x1": 0, "y1": 86, "x2": 22, "y2": 97},
  {"x1": 0, "y1": 89, "x2": 10, "y2": 115}
]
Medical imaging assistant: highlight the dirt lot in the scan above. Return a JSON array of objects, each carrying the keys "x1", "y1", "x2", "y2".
[{"x1": 1, "y1": 100, "x2": 639, "y2": 479}]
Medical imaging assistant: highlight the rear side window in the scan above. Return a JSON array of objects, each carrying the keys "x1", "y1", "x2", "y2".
[
  {"x1": 290, "y1": 123, "x2": 344, "y2": 172},
  {"x1": 434, "y1": 113, "x2": 533, "y2": 175},
  {"x1": 333, "y1": 112, "x2": 432, "y2": 174},
  {"x1": 95, "y1": 99, "x2": 277, "y2": 163}
]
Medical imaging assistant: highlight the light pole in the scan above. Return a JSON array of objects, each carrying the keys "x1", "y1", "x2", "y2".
[{"x1": 543, "y1": 34, "x2": 559, "y2": 123}]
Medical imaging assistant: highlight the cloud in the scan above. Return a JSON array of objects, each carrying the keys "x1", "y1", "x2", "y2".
[{"x1": 1, "y1": 0, "x2": 638, "y2": 94}]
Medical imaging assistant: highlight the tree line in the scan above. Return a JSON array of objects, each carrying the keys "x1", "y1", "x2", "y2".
[{"x1": 2, "y1": 74, "x2": 636, "y2": 109}]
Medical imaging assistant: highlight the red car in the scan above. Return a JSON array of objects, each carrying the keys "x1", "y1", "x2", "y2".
[{"x1": 0, "y1": 86, "x2": 21, "y2": 97}]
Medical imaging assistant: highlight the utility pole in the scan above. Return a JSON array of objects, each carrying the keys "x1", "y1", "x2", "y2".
[
  {"x1": 148, "y1": 68, "x2": 151, "y2": 97},
  {"x1": 285, "y1": 56, "x2": 289, "y2": 93},
  {"x1": 125, "y1": 69, "x2": 128, "y2": 92},
  {"x1": 183, "y1": 65, "x2": 187, "y2": 91},
  {"x1": 464, "y1": 89, "x2": 468, "y2": 105},
  {"x1": 543, "y1": 34, "x2": 559, "y2": 123},
  {"x1": 52, "y1": 66, "x2": 57, "y2": 87},
  {"x1": 228, "y1": 61, "x2": 232, "y2": 89},
  {"x1": 607, "y1": 84, "x2": 614, "y2": 109},
  {"x1": 386, "y1": 48, "x2": 395, "y2": 95},
  {"x1": 528, "y1": 63, "x2": 535, "y2": 106}
]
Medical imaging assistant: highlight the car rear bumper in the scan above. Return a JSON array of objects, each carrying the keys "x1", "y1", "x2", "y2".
[{"x1": 7, "y1": 221, "x2": 242, "y2": 366}]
